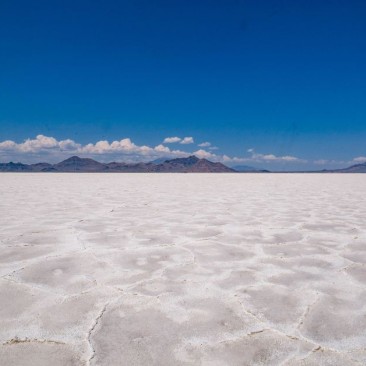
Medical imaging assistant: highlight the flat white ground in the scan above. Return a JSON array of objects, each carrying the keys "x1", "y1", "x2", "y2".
[{"x1": 0, "y1": 174, "x2": 366, "y2": 366}]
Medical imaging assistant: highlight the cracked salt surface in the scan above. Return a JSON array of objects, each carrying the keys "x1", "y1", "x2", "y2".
[{"x1": 0, "y1": 173, "x2": 366, "y2": 365}]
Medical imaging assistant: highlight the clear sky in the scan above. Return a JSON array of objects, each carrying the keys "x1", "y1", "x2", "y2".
[{"x1": 1, "y1": 0, "x2": 365, "y2": 170}]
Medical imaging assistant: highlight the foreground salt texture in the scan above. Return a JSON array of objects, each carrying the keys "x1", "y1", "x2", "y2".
[{"x1": 0, "y1": 173, "x2": 366, "y2": 366}]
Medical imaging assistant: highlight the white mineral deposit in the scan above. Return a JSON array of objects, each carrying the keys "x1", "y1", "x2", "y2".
[{"x1": 1, "y1": 173, "x2": 365, "y2": 365}]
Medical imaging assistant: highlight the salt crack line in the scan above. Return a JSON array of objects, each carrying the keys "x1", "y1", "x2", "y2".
[
  {"x1": 3, "y1": 337, "x2": 65, "y2": 346},
  {"x1": 296, "y1": 292, "x2": 321, "y2": 329},
  {"x1": 87, "y1": 303, "x2": 109, "y2": 365},
  {"x1": 217, "y1": 329, "x2": 270, "y2": 345}
]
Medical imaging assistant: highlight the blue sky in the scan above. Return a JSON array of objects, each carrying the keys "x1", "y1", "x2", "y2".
[{"x1": 1, "y1": 0, "x2": 365, "y2": 170}]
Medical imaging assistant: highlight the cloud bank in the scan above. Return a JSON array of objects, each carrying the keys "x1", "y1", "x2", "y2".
[
  {"x1": 2, "y1": 134, "x2": 360, "y2": 169},
  {"x1": 247, "y1": 149, "x2": 305, "y2": 163},
  {"x1": 353, "y1": 156, "x2": 366, "y2": 163},
  {"x1": 0, "y1": 135, "x2": 187, "y2": 163}
]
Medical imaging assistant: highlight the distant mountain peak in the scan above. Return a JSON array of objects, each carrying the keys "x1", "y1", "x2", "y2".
[
  {"x1": 54, "y1": 156, "x2": 106, "y2": 172},
  {"x1": 164, "y1": 155, "x2": 200, "y2": 165},
  {"x1": 156, "y1": 155, "x2": 235, "y2": 172},
  {"x1": 328, "y1": 161, "x2": 366, "y2": 173},
  {"x1": 64, "y1": 155, "x2": 83, "y2": 161},
  {"x1": 61, "y1": 156, "x2": 95, "y2": 163}
]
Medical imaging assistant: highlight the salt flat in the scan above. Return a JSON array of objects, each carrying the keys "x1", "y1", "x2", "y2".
[{"x1": 0, "y1": 173, "x2": 366, "y2": 366}]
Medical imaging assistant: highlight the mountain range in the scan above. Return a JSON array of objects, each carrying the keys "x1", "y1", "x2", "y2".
[
  {"x1": 0, "y1": 156, "x2": 236, "y2": 173},
  {"x1": 0, "y1": 156, "x2": 365, "y2": 173}
]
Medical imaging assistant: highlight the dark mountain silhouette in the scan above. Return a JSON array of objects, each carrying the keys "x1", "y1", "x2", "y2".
[
  {"x1": 0, "y1": 162, "x2": 30, "y2": 172},
  {"x1": 53, "y1": 156, "x2": 107, "y2": 172},
  {"x1": 153, "y1": 156, "x2": 234, "y2": 172},
  {"x1": 105, "y1": 161, "x2": 156, "y2": 172},
  {"x1": 29, "y1": 163, "x2": 53, "y2": 171},
  {"x1": 323, "y1": 162, "x2": 366, "y2": 173},
  {"x1": 0, "y1": 156, "x2": 235, "y2": 173}
]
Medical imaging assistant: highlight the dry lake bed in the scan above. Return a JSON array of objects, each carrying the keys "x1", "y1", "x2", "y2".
[{"x1": 0, "y1": 173, "x2": 366, "y2": 366}]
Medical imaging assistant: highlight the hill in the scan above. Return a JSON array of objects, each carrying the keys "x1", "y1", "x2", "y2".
[
  {"x1": 53, "y1": 156, "x2": 107, "y2": 172},
  {"x1": 325, "y1": 162, "x2": 366, "y2": 173}
]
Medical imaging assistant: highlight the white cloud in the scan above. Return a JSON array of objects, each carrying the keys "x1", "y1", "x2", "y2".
[
  {"x1": 19, "y1": 135, "x2": 58, "y2": 152},
  {"x1": 0, "y1": 135, "x2": 81, "y2": 154},
  {"x1": 0, "y1": 140, "x2": 17, "y2": 150},
  {"x1": 180, "y1": 137, "x2": 194, "y2": 144},
  {"x1": 163, "y1": 137, "x2": 181, "y2": 143},
  {"x1": 248, "y1": 149, "x2": 305, "y2": 163},
  {"x1": 353, "y1": 156, "x2": 366, "y2": 163},
  {"x1": 198, "y1": 141, "x2": 211, "y2": 147},
  {"x1": 59, "y1": 139, "x2": 81, "y2": 151},
  {"x1": 193, "y1": 149, "x2": 215, "y2": 159},
  {"x1": 154, "y1": 144, "x2": 171, "y2": 153},
  {"x1": 222, "y1": 155, "x2": 251, "y2": 163},
  {"x1": 192, "y1": 150, "x2": 251, "y2": 164}
]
